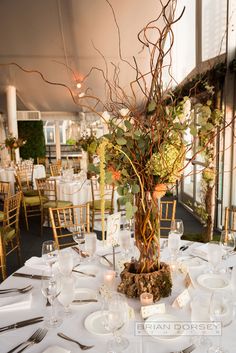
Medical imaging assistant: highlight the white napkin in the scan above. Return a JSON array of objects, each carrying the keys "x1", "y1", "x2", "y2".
[
  {"x1": 0, "y1": 293, "x2": 32, "y2": 311},
  {"x1": 25, "y1": 256, "x2": 48, "y2": 271},
  {"x1": 42, "y1": 346, "x2": 70, "y2": 353},
  {"x1": 190, "y1": 243, "x2": 209, "y2": 259}
]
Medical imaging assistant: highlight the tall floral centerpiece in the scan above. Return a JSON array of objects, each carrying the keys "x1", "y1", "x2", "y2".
[{"x1": 4, "y1": 134, "x2": 26, "y2": 163}]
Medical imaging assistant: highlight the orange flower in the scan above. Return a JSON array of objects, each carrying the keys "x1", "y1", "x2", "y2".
[{"x1": 108, "y1": 166, "x2": 121, "y2": 181}]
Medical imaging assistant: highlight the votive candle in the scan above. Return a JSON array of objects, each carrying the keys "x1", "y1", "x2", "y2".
[
  {"x1": 103, "y1": 270, "x2": 116, "y2": 289},
  {"x1": 140, "y1": 292, "x2": 153, "y2": 306}
]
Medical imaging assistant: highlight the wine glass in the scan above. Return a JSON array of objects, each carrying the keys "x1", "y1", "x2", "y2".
[
  {"x1": 72, "y1": 225, "x2": 85, "y2": 246},
  {"x1": 42, "y1": 240, "x2": 59, "y2": 274},
  {"x1": 58, "y1": 275, "x2": 75, "y2": 317},
  {"x1": 58, "y1": 249, "x2": 74, "y2": 276},
  {"x1": 84, "y1": 232, "x2": 97, "y2": 260},
  {"x1": 168, "y1": 232, "x2": 181, "y2": 265},
  {"x1": 119, "y1": 230, "x2": 131, "y2": 258},
  {"x1": 41, "y1": 273, "x2": 62, "y2": 328},
  {"x1": 207, "y1": 241, "x2": 222, "y2": 273},
  {"x1": 105, "y1": 293, "x2": 129, "y2": 352},
  {"x1": 170, "y1": 219, "x2": 184, "y2": 237},
  {"x1": 208, "y1": 290, "x2": 233, "y2": 353},
  {"x1": 220, "y1": 230, "x2": 235, "y2": 259}
]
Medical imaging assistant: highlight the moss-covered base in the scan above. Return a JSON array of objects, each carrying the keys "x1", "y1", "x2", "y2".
[{"x1": 117, "y1": 261, "x2": 172, "y2": 302}]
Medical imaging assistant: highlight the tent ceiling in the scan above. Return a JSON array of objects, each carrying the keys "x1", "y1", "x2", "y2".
[{"x1": 0, "y1": 0, "x2": 167, "y2": 114}]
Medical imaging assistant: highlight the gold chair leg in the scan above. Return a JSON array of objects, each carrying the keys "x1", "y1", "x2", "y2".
[{"x1": 23, "y1": 203, "x2": 29, "y2": 231}]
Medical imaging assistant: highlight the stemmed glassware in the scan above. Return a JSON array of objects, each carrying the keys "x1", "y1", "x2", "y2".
[
  {"x1": 220, "y1": 230, "x2": 235, "y2": 259},
  {"x1": 207, "y1": 241, "x2": 222, "y2": 273},
  {"x1": 208, "y1": 290, "x2": 233, "y2": 353},
  {"x1": 84, "y1": 232, "x2": 97, "y2": 260},
  {"x1": 103, "y1": 293, "x2": 129, "y2": 352},
  {"x1": 119, "y1": 230, "x2": 131, "y2": 258},
  {"x1": 168, "y1": 232, "x2": 181, "y2": 265},
  {"x1": 170, "y1": 219, "x2": 184, "y2": 237},
  {"x1": 41, "y1": 273, "x2": 62, "y2": 328},
  {"x1": 58, "y1": 275, "x2": 75, "y2": 317},
  {"x1": 72, "y1": 225, "x2": 85, "y2": 246},
  {"x1": 42, "y1": 240, "x2": 59, "y2": 275},
  {"x1": 58, "y1": 249, "x2": 74, "y2": 276}
]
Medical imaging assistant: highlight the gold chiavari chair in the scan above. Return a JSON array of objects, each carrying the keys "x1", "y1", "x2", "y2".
[
  {"x1": 0, "y1": 181, "x2": 11, "y2": 221},
  {"x1": 16, "y1": 163, "x2": 34, "y2": 187},
  {"x1": 49, "y1": 203, "x2": 90, "y2": 249},
  {"x1": 89, "y1": 177, "x2": 114, "y2": 231},
  {"x1": 15, "y1": 174, "x2": 41, "y2": 230},
  {"x1": 49, "y1": 163, "x2": 61, "y2": 177},
  {"x1": 0, "y1": 192, "x2": 22, "y2": 281},
  {"x1": 160, "y1": 200, "x2": 177, "y2": 237},
  {"x1": 224, "y1": 206, "x2": 236, "y2": 233},
  {"x1": 36, "y1": 178, "x2": 72, "y2": 235}
]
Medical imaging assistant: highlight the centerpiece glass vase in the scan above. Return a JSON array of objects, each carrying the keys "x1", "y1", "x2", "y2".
[{"x1": 117, "y1": 184, "x2": 172, "y2": 302}]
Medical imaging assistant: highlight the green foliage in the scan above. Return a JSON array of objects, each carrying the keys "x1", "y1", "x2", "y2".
[{"x1": 18, "y1": 121, "x2": 46, "y2": 162}]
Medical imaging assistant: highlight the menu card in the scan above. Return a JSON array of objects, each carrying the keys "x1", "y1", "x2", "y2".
[{"x1": 106, "y1": 212, "x2": 121, "y2": 246}]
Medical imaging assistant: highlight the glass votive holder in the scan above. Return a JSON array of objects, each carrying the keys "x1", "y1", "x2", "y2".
[
  {"x1": 103, "y1": 270, "x2": 116, "y2": 289},
  {"x1": 140, "y1": 292, "x2": 153, "y2": 306}
]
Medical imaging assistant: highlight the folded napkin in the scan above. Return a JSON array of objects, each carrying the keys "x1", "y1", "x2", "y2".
[
  {"x1": 0, "y1": 293, "x2": 32, "y2": 311},
  {"x1": 42, "y1": 346, "x2": 70, "y2": 353},
  {"x1": 25, "y1": 256, "x2": 49, "y2": 271},
  {"x1": 190, "y1": 243, "x2": 209, "y2": 259}
]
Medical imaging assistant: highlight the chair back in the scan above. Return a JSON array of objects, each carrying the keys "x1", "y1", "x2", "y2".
[
  {"x1": 91, "y1": 177, "x2": 114, "y2": 207},
  {"x1": 160, "y1": 200, "x2": 177, "y2": 236},
  {"x1": 3, "y1": 192, "x2": 22, "y2": 231},
  {"x1": 49, "y1": 203, "x2": 90, "y2": 249},
  {"x1": 36, "y1": 178, "x2": 57, "y2": 203},
  {"x1": 50, "y1": 164, "x2": 61, "y2": 177},
  {"x1": 0, "y1": 181, "x2": 11, "y2": 204},
  {"x1": 224, "y1": 206, "x2": 236, "y2": 232},
  {"x1": 16, "y1": 163, "x2": 34, "y2": 183}
]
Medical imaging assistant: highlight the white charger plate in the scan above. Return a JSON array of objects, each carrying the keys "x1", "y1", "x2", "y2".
[
  {"x1": 197, "y1": 273, "x2": 230, "y2": 290},
  {"x1": 178, "y1": 255, "x2": 206, "y2": 269},
  {"x1": 144, "y1": 313, "x2": 184, "y2": 340},
  {"x1": 84, "y1": 310, "x2": 111, "y2": 336},
  {"x1": 72, "y1": 288, "x2": 97, "y2": 305}
]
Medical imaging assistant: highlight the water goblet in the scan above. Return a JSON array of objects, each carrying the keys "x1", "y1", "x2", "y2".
[
  {"x1": 58, "y1": 249, "x2": 74, "y2": 276},
  {"x1": 168, "y1": 232, "x2": 181, "y2": 266},
  {"x1": 105, "y1": 293, "x2": 129, "y2": 352},
  {"x1": 84, "y1": 232, "x2": 97, "y2": 260},
  {"x1": 58, "y1": 275, "x2": 75, "y2": 317},
  {"x1": 207, "y1": 241, "x2": 222, "y2": 273},
  {"x1": 42, "y1": 240, "x2": 59, "y2": 275},
  {"x1": 41, "y1": 273, "x2": 62, "y2": 328},
  {"x1": 208, "y1": 290, "x2": 233, "y2": 353},
  {"x1": 72, "y1": 225, "x2": 85, "y2": 246},
  {"x1": 170, "y1": 219, "x2": 184, "y2": 237},
  {"x1": 220, "y1": 230, "x2": 235, "y2": 259}
]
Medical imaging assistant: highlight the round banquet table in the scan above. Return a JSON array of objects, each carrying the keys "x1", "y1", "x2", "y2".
[
  {"x1": 0, "y1": 164, "x2": 46, "y2": 194},
  {"x1": 0, "y1": 240, "x2": 236, "y2": 353}
]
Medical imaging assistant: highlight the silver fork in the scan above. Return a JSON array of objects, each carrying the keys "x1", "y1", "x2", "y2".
[
  {"x1": 6, "y1": 328, "x2": 45, "y2": 353},
  {"x1": 17, "y1": 328, "x2": 48, "y2": 353},
  {"x1": 58, "y1": 332, "x2": 94, "y2": 350},
  {"x1": 0, "y1": 285, "x2": 33, "y2": 294}
]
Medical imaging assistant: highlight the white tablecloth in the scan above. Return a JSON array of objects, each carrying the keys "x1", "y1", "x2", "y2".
[
  {"x1": 0, "y1": 164, "x2": 46, "y2": 194},
  {"x1": 0, "y1": 241, "x2": 235, "y2": 353}
]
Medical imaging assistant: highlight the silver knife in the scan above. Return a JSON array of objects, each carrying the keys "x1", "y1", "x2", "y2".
[
  {"x1": 72, "y1": 299, "x2": 98, "y2": 303},
  {"x1": 170, "y1": 343, "x2": 196, "y2": 353},
  {"x1": 12, "y1": 273, "x2": 50, "y2": 280},
  {"x1": 72, "y1": 269, "x2": 96, "y2": 277},
  {"x1": 100, "y1": 255, "x2": 113, "y2": 267},
  {"x1": 0, "y1": 317, "x2": 44, "y2": 333}
]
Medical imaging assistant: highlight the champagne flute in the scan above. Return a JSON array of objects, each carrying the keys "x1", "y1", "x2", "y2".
[
  {"x1": 58, "y1": 275, "x2": 75, "y2": 317},
  {"x1": 170, "y1": 219, "x2": 184, "y2": 237},
  {"x1": 220, "y1": 230, "x2": 235, "y2": 259},
  {"x1": 41, "y1": 273, "x2": 62, "y2": 328},
  {"x1": 105, "y1": 293, "x2": 129, "y2": 352},
  {"x1": 42, "y1": 240, "x2": 59, "y2": 275}
]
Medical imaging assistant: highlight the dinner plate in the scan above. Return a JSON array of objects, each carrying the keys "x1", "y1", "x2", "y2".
[
  {"x1": 84, "y1": 310, "x2": 111, "y2": 336},
  {"x1": 197, "y1": 273, "x2": 230, "y2": 290},
  {"x1": 144, "y1": 313, "x2": 184, "y2": 340},
  {"x1": 72, "y1": 288, "x2": 97, "y2": 305}
]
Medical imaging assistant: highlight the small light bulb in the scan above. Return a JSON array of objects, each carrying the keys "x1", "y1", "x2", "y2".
[
  {"x1": 78, "y1": 92, "x2": 85, "y2": 98},
  {"x1": 76, "y1": 82, "x2": 82, "y2": 89}
]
